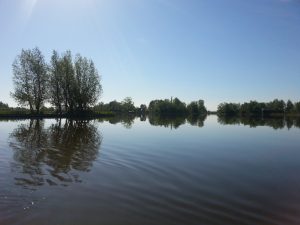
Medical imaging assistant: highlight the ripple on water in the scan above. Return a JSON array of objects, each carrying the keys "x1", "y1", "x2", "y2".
[{"x1": 1, "y1": 119, "x2": 300, "y2": 225}]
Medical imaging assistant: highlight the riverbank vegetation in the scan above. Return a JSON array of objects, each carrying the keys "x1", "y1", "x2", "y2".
[
  {"x1": 93, "y1": 97, "x2": 208, "y2": 118},
  {"x1": 11, "y1": 47, "x2": 102, "y2": 115},
  {"x1": 3, "y1": 47, "x2": 300, "y2": 119},
  {"x1": 217, "y1": 99, "x2": 300, "y2": 117}
]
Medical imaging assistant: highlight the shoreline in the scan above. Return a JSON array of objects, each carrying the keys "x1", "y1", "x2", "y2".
[{"x1": 0, "y1": 112, "x2": 115, "y2": 120}]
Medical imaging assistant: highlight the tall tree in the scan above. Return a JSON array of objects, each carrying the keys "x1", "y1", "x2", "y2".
[
  {"x1": 12, "y1": 47, "x2": 48, "y2": 114},
  {"x1": 121, "y1": 97, "x2": 135, "y2": 112},
  {"x1": 49, "y1": 50, "x2": 64, "y2": 114},
  {"x1": 61, "y1": 50, "x2": 76, "y2": 113},
  {"x1": 0, "y1": 101, "x2": 9, "y2": 109},
  {"x1": 74, "y1": 54, "x2": 102, "y2": 111},
  {"x1": 285, "y1": 100, "x2": 294, "y2": 114}
]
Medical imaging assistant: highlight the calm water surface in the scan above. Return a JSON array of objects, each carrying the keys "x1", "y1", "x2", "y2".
[{"x1": 1, "y1": 116, "x2": 300, "y2": 225}]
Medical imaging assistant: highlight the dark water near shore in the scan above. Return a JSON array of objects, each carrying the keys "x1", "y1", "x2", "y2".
[{"x1": 1, "y1": 116, "x2": 300, "y2": 225}]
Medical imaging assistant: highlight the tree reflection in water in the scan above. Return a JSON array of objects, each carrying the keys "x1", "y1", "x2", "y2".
[
  {"x1": 148, "y1": 114, "x2": 207, "y2": 129},
  {"x1": 98, "y1": 114, "x2": 136, "y2": 129},
  {"x1": 218, "y1": 116, "x2": 300, "y2": 130},
  {"x1": 9, "y1": 119, "x2": 102, "y2": 189}
]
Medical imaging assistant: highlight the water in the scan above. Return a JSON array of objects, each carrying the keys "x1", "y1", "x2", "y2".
[{"x1": 1, "y1": 116, "x2": 300, "y2": 225}]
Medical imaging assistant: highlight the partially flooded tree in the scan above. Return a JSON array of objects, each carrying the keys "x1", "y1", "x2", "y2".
[{"x1": 12, "y1": 47, "x2": 48, "y2": 114}]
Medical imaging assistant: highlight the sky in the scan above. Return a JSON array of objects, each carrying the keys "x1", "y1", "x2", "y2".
[{"x1": 0, "y1": 0, "x2": 299, "y2": 110}]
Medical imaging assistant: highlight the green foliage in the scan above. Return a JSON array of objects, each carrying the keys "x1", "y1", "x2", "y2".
[
  {"x1": 240, "y1": 101, "x2": 265, "y2": 115},
  {"x1": 286, "y1": 100, "x2": 294, "y2": 114},
  {"x1": 121, "y1": 97, "x2": 135, "y2": 112},
  {"x1": 218, "y1": 99, "x2": 300, "y2": 116},
  {"x1": 49, "y1": 50, "x2": 102, "y2": 113},
  {"x1": 148, "y1": 98, "x2": 207, "y2": 117},
  {"x1": 12, "y1": 48, "x2": 102, "y2": 115},
  {"x1": 0, "y1": 101, "x2": 9, "y2": 109},
  {"x1": 93, "y1": 98, "x2": 137, "y2": 114},
  {"x1": 148, "y1": 98, "x2": 187, "y2": 116},
  {"x1": 266, "y1": 99, "x2": 286, "y2": 113},
  {"x1": 294, "y1": 102, "x2": 300, "y2": 113},
  {"x1": 187, "y1": 100, "x2": 207, "y2": 116},
  {"x1": 49, "y1": 50, "x2": 64, "y2": 113},
  {"x1": 12, "y1": 47, "x2": 48, "y2": 114},
  {"x1": 217, "y1": 103, "x2": 240, "y2": 116},
  {"x1": 139, "y1": 104, "x2": 147, "y2": 114}
]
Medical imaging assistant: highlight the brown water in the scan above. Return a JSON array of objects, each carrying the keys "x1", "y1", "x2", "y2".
[{"x1": 1, "y1": 116, "x2": 300, "y2": 225}]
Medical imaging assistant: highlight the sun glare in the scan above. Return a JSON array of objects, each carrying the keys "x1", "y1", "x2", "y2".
[
  {"x1": 24, "y1": 0, "x2": 38, "y2": 19},
  {"x1": 23, "y1": 0, "x2": 97, "y2": 18}
]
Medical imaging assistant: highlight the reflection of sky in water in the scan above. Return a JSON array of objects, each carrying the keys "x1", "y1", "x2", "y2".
[{"x1": 1, "y1": 117, "x2": 300, "y2": 225}]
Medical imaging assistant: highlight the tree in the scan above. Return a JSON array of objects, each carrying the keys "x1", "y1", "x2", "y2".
[
  {"x1": 148, "y1": 98, "x2": 187, "y2": 115},
  {"x1": 295, "y1": 102, "x2": 300, "y2": 113},
  {"x1": 198, "y1": 100, "x2": 207, "y2": 115},
  {"x1": 285, "y1": 100, "x2": 294, "y2": 114},
  {"x1": 217, "y1": 103, "x2": 240, "y2": 116},
  {"x1": 48, "y1": 50, "x2": 102, "y2": 113},
  {"x1": 121, "y1": 97, "x2": 135, "y2": 112},
  {"x1": 49, "y1": 50, "x2": 64, "y2": 114},
  {"x1": 140, "y1": 104, "x2": 147, "y2": 114},
  {"x1": 0, "y1": 101, "x2": 9, "y2": 109},
  {"x1": 12, "y1": 47, "x2": 48, "y2": 114},
  {"x1": 187, "y1": 100, "x2": 207, "y2": 116},
  {"x1": 187, "y1": 101, "x2": 199, "y2": 115},
  {"x1": 267, "y1": 99, "x2": 285, "y2": 113},
  {"x1": 108, "y1": 100, "x2": 122, "y2": 112},
  {"x1": 73, "y1": 54, "x2": 102, "y2": 111},
  {"x1": 60, "y1": 50, "x2": 76, "y2": 113},
  {"x1": 240, "y1": 101, "x2": 265, "y2": 115}
]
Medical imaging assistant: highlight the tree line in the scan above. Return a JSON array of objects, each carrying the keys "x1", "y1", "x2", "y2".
[
  {"x1": 148, "y1": 98, "x2": 207, "y2": 116},
  {"x1": 94, "y1": 97, "x2": 207, "y2": 117},
  {"x1": 0, "y1": 101, "x2": 9, "y2": 109},
  {"x1": 12, "y1": 47, "x2": 102, "y2": 114},
  {"x1": 217, "y1": 99, "x2": 300, "y2": 116},
  {"x1": 6, "y1": 48, "x2": 300, "y2": 119},
  {"x1": 94, "y1": 97, "x2": 136, "y2": 114}
]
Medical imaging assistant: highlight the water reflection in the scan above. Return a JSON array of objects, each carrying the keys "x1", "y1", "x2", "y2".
[
  {"x1": 148, "y1": 114, "x2": 207, "y2": 129},
  {"x1": 9, "y1": 119, "x2": 102, "y2": 189},
  {"x1": 186, "y1": 115, "x2": 207, "y2": 127},
  {"x1": 98, "y1": 114, "x2": 136, "y2": 129},
  {"x1": 2, "y1": 116, "x2": 300, "y2": 225},
  {"x1": 218, "y1": 116, "x2": 300, "y2": 130}
]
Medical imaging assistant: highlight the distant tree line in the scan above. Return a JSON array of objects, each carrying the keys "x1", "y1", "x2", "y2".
[
  {"x1": 0, "y1": 101, "x2": 9, "y2": 109},
  {"x1": 94, "y1": 97, "x2": 136, "y2": 114},
  {"x1": 217, "y1": 99, "x2": 300, "y2": 116},
  {"x1": 148, "y1": 98, "x2": 207, "y2": 116},
  {"x1": 93, "y1": 97, "x2": 207, "y2": 117},
  {"x1": 11, "y1": 47, "x2": 102, "y2": 114}
]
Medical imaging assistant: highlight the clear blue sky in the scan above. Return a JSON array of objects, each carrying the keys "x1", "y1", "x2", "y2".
[{"x1": 0, "y1": 0, "x2": 299, "y2": 110}]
